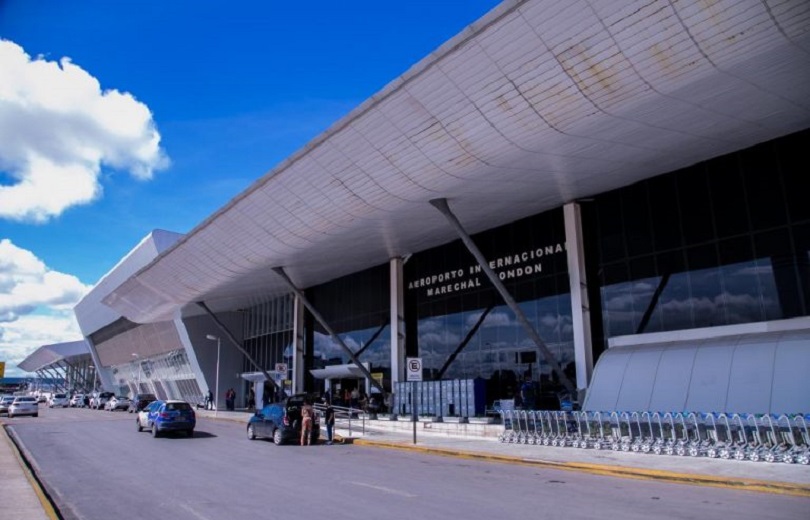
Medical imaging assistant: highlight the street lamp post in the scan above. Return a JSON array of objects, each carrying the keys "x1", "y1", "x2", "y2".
[{"x1": 206, "y1": 334, "x2": 221, "y2": 416}]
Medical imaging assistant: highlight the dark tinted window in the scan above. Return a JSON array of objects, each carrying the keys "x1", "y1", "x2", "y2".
[{"x1": 165, "y1": 402, "x2": 192, "y2": 411}]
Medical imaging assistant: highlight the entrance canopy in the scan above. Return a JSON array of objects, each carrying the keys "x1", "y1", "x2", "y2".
[
  {"x1": 103, "y1": 0, "x2": 810, "y2": 325},
  {"x1": 310, "y1": 364, "x2": 368, "y2": 380}
]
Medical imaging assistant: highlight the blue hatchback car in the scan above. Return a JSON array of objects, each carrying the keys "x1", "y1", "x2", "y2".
[{"x1": 136, "y1": 400, "x2": 196, "y2": 437}]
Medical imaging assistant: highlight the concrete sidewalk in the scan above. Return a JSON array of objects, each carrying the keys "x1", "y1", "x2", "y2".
[{"x1": 0, "y1": 426, "x2": 57, "y2": 520}]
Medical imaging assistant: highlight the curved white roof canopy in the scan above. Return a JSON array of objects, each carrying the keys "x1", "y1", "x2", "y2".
[
  {"x1": 104, "y1": 0, "x2": 810, "y2": 324},
  {"x1": 18, "y1": 341, "x2": 91, "y2": 373}
]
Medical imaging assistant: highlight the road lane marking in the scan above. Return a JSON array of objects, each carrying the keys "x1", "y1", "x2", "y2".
[{"x1": 350, "y1": 481, "x2": 417, "y2": 498}]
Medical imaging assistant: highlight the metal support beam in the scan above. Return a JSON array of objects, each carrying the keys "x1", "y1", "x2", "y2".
[
  {"x1": 63, "y1": 359, "x2": 93, "y2": 391},
  {"x1": 429, "y1": 198, "x2": 577, "y2": 396},
  {"x1": 195, "y1": 301, "x2": 280, "y2": 393},
  {"x1": 437, "y1": 302, "x2": 496, "y2": 380},
  {"x1": 636, "y1": 272, "x2": 671, "y2": 334},
  {"x1": 271, "y1": 267, "x2": 386, "y2": 396},
  {"x1": 353, "y1": 322, "x2": 387, "y2": 359}
]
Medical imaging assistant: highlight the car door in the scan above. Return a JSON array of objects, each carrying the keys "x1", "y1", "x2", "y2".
[
  {"x1": 145, "y1": 401, "x2": 162, "y2": 427},
  {"x1": 257, "y1": 405, "x2": 276, "y2": 436}
]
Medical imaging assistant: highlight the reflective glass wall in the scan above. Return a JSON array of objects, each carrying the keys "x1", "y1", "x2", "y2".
[
  {"x1": 307, "y1": 265, "x2": 391, "y2": 392},
  {"x1": 590, "y1": 130, "x2": 810, "y2": 345},
  {"x1": 110, "y1": 348, "x2": 202, "y2": 403},
  {"x1": 405, "y1": 209, "x2": 573, "y2": 406},
  {"x1": 241, "y1": 294, "x2": 295, "y2": 376}
]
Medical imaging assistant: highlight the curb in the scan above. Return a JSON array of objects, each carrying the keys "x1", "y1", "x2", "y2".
[
  {"x1": 352, "y1": 438, "x2": 810, "y2": 498},
  {"x1": 1, "y1": 425, "x2": 61, "y2": 520}
]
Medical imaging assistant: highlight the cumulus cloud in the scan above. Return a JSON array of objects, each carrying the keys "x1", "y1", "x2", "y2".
[
  {"x1": 0, "y1": 40, "x2": 168, "y2": 222},
  {"x1": 0, "y1": 239, "x2": 91, "y2": 376}
]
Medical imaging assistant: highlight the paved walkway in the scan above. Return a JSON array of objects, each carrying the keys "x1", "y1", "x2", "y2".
[{"x1": 0, "y1": 426, "x2": 57, "y2": 520}]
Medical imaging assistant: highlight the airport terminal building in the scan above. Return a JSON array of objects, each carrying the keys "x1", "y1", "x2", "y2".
[{"x1": 21, "y1": 0, "x2": 810, "y2": 416}]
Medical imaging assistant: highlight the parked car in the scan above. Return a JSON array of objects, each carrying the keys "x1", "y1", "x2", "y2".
[
  {"x1": 48, "y1": 393, "x2": 70, "y2": 408},
  {"x1": 136, "y1": 400, "x2": 196, "y2": 437},
  {"x1": 246, "y1": 393, "x2": 320, "y2": 445},
  {"x1": 8, "y1": 396, "x2": 39, "y2": 418},
  {"x1": 0, "y1": 395, "x2": 16, "y2": 415},
  {"x1": 105, "y1": 395, "x2": 132, "y2": 411},
  {"x1": 90, "y1": 391, "x2": 115, "y2": 410},
  {"x1": 69, "y1": 394, "x2": 85, "y2": 407},
  {"x1": 128, "y1": 393, "x2": 157, "y2": 413}
]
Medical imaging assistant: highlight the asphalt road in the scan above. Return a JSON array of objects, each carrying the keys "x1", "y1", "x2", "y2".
[{"x1": 6, "y1": 406, "x2": 808, "y2": 520}]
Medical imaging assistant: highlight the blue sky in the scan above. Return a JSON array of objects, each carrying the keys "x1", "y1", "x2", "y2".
[{"x1": 0, "y1": 0, "x2": 500, "y2": 376}]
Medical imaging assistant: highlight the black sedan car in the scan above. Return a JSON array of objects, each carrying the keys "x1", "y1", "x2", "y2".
[
  {"x1": 128, "y1": 393, "x2": 157, "y2": 413},
  {"x1": 246, "y1": 393, "x2": 320, "y2": 445}
]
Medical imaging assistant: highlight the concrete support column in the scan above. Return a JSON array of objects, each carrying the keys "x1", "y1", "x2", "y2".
[
  {"x1": 564, "y1": 202, "x2": 594, "y2": 400},
  {"x1": 390, "y1": 257, "x2": 406, "y2": 386},
  {"x1": 292, "y1": 295, "x2": 305, "y2": 394}
]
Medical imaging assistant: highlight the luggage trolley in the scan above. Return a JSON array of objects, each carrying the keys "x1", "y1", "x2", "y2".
[
  {"x1": 498, "y1": 409, "x2": 517, "y2": 443},
  {"x1": 794, "y1": 415, "x2": 810, "y2": 465},
  {"x1": 649, "y1": 412, "x2": 669, "y2": 455}
]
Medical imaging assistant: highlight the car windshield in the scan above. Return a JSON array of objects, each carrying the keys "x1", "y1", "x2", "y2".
[
  {"x1": 2, "y1": 396, "x2": 15, "y2": 402},
  {"x1": 15, "y1": 397, "x2": 35, "y2": 403}
]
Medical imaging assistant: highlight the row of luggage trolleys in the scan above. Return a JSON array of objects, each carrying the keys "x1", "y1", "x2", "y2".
[{"x1": 497, "y1": 410, "x2": 810, "y2": 464}]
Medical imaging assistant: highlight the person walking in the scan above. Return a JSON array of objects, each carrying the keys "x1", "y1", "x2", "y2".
[
  {"x1": 300, "y1": 399, "x2": 314, "y2": 446},
  {"x1": 324, "y1": 400, "x2": 335, "y2": 445}
]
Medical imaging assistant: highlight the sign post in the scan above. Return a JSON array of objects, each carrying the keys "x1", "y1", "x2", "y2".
[{"x1": 406, "y1": 357, "x2": 423, "y2": 444}]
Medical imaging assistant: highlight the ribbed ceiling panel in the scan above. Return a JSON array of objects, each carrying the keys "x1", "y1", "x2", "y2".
[{"x1": 104, "y1": 0, "x2": 810, "y2": 323}]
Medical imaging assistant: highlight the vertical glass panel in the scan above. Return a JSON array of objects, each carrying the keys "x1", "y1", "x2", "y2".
[
  {"x1": 741, "y1": 144, "x2": 786, "y2": 231},
  {"x1": 708, "y1": 154, "x2": 749, "y2": 239},
  {"x1": 686, "y1": 244, "x2": 723, "y2": 328},
  {"x1": 678, "y1": 166, "x2": 714, "y2": 243}
]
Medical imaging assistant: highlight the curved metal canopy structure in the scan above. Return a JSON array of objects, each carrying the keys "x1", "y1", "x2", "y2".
[
  {"x1": 105, "y1": 0, "x2": 810, "y2": 324},
  {"x1": 17, "y1": 341, "x2": 91, "y2": 373}
]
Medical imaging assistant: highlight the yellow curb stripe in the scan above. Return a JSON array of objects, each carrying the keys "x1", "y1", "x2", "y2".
[
  {"x1": 2, "y1": 425, "x2": 61, "y2": 520},
  {"x1": 353, "y1": 438, "x2": 810, "y2": 498}
]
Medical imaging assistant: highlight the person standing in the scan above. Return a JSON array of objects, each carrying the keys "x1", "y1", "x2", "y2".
[
  {"x1": 205, "y1": 390, "x2": 213, "y2": 410},
  {"x1": 324, "y1": 401, "x2": 335, "y2": 445},
  {"x1": 300, "y1": 399, "x2": 314, "y2": 446}
]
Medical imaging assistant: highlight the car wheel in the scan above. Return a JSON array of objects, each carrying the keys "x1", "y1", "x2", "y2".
[
  {"x1": 273, "y1": 428, "x2": 283, "y2": 446},
  {"x1": 137, "y1": 419, "x2": 143, "y2": 432},
  {"x1": 151, "y1": 424, "x2": 160, "y2": 438},
  {"x1": 247, "y1": 424, "x2": 256, "y2": 440}
]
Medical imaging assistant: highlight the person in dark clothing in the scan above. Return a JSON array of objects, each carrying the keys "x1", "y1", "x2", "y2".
[{"x1": 324, "y1": 401, "x2": 335, "y2": 445}]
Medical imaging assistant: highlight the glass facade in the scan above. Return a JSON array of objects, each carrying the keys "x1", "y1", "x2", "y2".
[
  {"x1": 110, "y1": 348, "x2": 201, "y2": 403},
  {"x1": 590, "y1": 130, "x2": 810, "y2": 346},
  {"x1": 241, "y1": 294, "x2": 295, "y2": 376},
  {"x1": 405, "y1": 209, "x2": 574, "y2": 406},
  {"x1": 307, "y1": 265, "x2": 391, "y2": 390}
]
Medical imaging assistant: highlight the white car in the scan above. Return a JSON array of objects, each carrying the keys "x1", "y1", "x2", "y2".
[
  {"x1": 70, "y1": 394, "x2": 85, "y2": 407},
  {"x1": 8, "y1": 396, "x2": 39, "y2": 418},
  {"x1": 90, "y1": 392, "x2": 115, "y2": 410},
  {"x1": 105, "y1": 395, "x2": 132, "y2": 411},
  {"x1": 48, "y1": 393, "x2": 70, "y2": 408}
]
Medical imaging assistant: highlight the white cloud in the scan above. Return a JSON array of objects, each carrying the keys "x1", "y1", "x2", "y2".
[
  {"x1": 0, "y1": 239, "x2": 91, "y2": 376},
  {"x1": 0, "y1": 39, "x2": 168, "y2": 222}
]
